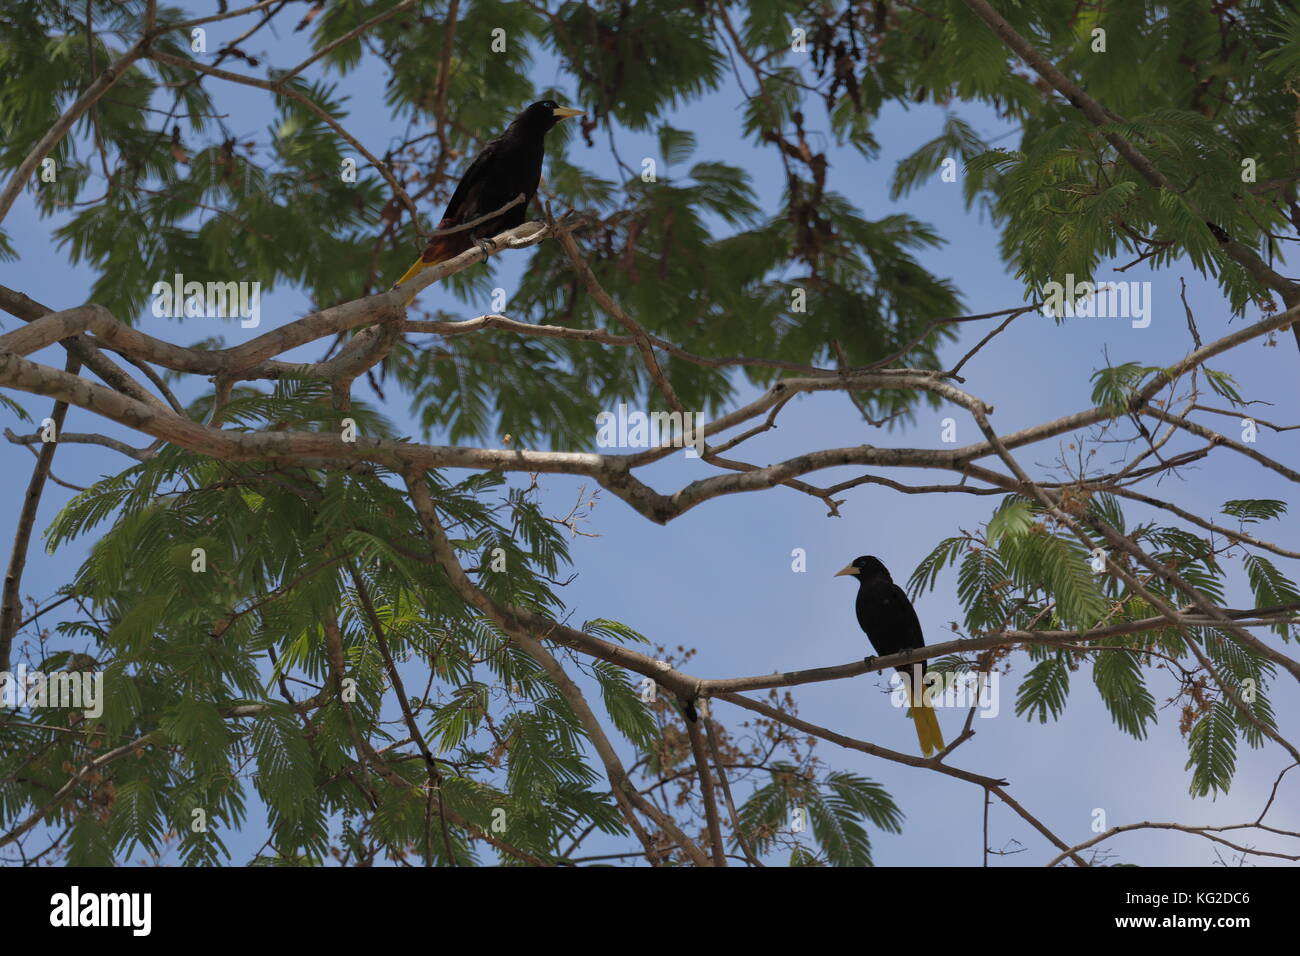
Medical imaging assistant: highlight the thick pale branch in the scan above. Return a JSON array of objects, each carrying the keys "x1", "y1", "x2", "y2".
[
  {"x1": 0, "y1": 285, "x2": 171, "y2": 412},
  {"x1": 1, "y1": 298, "x2": 1293, "y2": 529}
]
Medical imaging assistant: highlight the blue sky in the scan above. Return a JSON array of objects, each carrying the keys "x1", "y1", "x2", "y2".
[{"x1": 2, "y1": 7, "x2": 1297, "y2": 866}]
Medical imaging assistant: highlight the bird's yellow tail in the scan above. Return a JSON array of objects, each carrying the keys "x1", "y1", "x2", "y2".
[
  {"x1": 393, "y1": 256, "x2": 432, "y2": 306},
  {"x1": 907, "y1": 701, "x2": 945, "y2": 756}
]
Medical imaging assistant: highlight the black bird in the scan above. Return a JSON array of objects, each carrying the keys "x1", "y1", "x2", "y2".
[
  {"x1": 393, "y1": 100, "x2": 584, "y2": 301},
  {"x1": 836, "y1": 555, "x2": 945, "y2": 756}
]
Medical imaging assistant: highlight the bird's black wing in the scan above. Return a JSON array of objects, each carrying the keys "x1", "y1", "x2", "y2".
[
  {"x1": 412, "y1": 137, "x2": 508, "y2": 266},
  {"x1": 888, "y1": 582, "x2": 925, "y2": 653},
  {"x1": 440, "y1": 135, "x2": 504, "y2": 224}
]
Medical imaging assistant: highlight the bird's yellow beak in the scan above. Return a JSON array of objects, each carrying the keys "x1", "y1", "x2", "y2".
[
  {"x1": 551, "y1": 106, "x2": 585, "y2": 120},
  {"x1": 834, "y1": 564, "x2": 859, "y2": 577}
]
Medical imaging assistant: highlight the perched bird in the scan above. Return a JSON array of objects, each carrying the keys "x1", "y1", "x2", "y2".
[
  {"x1": 392, "y1": 100, "x2": 584, "y2": 301},
  {"x1": 836, "y1": 555, "x2": 945, "y2": 756}
]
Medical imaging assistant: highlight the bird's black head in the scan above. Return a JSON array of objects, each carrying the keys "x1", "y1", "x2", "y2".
[
  {"x1": 517, "y1": 100, "x2": 585, "y2": 132},
  {"x1": 834, "y1": 555, "x2": 891, "y2": 581}
]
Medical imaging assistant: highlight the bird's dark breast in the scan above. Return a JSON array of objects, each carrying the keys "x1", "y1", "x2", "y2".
[
  {"x1": 471, "y1": 145, "x2": 543, "y2": 236},
  {"x1": 854, "y1": 581, "x2": 923, "y2": 659}
]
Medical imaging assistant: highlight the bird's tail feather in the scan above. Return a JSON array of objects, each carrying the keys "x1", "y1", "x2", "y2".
[
  {"x1": 393, "y1": 235, "x2": 457, "y2": 305},
  {"x1": 393, "y1": 255, "x2": 433, "y2": 306},
  {"x1": 907, "y1": 701, "x2": 945, "y2": 756}
]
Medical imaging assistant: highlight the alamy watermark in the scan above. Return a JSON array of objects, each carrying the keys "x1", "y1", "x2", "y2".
[
  {"x1": 0, "y1": 665, "x2": 103, "y2": 718},
  {"x1": 151, "y1": 273, "x2": 261, "y2": 328},
  {"x1": 50, "y1": 886, "x2": 150, "y2": 936},
  {"x1": 595, "y1": 402, "x2": 705, "y2": 458},
  {"x1": 891, "y1": 667, "x2": 1000, "y2": 718},
  {"x1": 1040, "y1": 274, "x2": 1151, "y2": 328}
]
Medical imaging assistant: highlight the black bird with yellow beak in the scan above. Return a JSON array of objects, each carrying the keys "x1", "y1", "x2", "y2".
[
  {"x1": 393, "y1": 100, "x2": 584, "y2": 302},
  {"x1": 836, "y1": 555, "x2": 945, "y2": 756}
]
